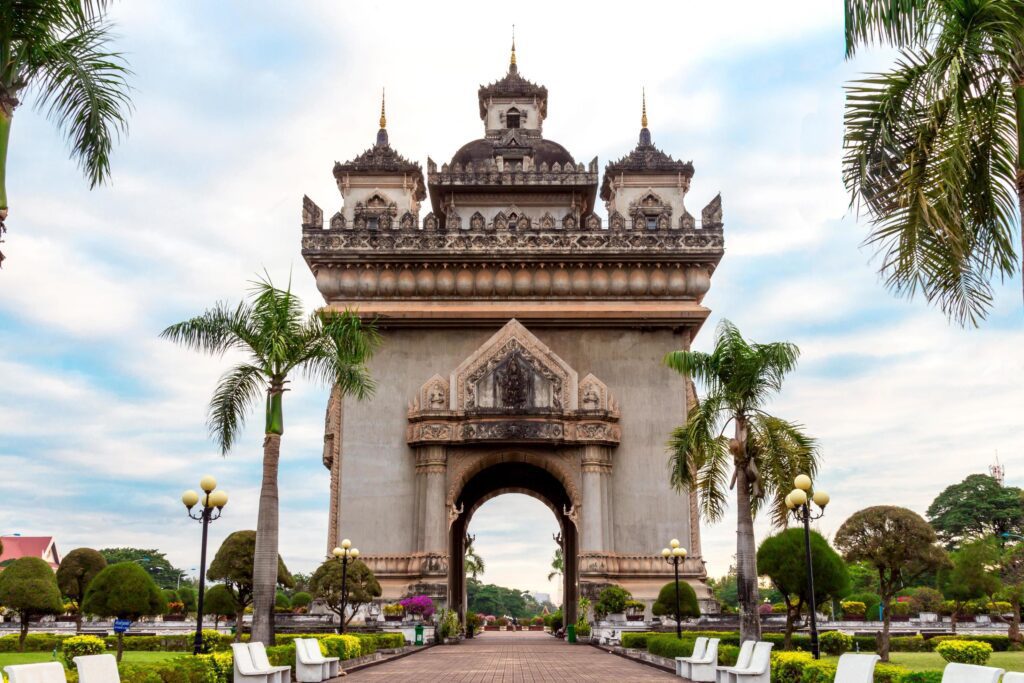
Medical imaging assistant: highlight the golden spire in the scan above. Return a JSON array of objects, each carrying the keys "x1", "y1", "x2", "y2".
[
  {"x1": 379, "y1": 88, "x2": 387, "y2": 129},
  {"x1": 510, "y1": 24, "x2": 516, "y2": 68},
  {"x1": 641, "y1": 88, "x2": 648, "y2": 128}
]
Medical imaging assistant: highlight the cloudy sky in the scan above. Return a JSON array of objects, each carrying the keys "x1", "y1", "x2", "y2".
[{"x1": 2, "y1": 1, "x2": 1021, "y2": 603}]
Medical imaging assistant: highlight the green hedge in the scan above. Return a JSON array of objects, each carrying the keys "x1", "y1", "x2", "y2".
[
  {"x1": 621, "y1": 632, "x2": 660, "y2": 649},
  {"x1": 647, "y1": 635, "x2": 697, "y2": 659}
]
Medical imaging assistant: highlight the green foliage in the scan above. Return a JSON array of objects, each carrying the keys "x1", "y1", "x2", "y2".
[
  {"x1": 319, "y1": 635, "x2": 362, "y2": 660},
  {"x1": 841, "y1": 600, "x2": 867, "y2": 617},
  {"x1": 595, "y1": 585, "x2": 631, "y2": 616},
  {"x1": 939, "y1": 539, "x2": 1001, "y2": 613},
  {"x1": 647, "y1": 634, "x2": 696, "y2": 659},
  {"x1": 176, "y1": 587, "x2": 196, "y2": 614},
  {"x1": 544, "y1": 610, "x2": 563, "y2": 631},
  {"x1": 718, "y1": 645, "x2": 740, "y2": 666},
  {"x1": 772, "y1": 651, "x2": 815, "y2": 682},
  {"x1": 289, "y1": 591, "x2": 311, "y2": 609},
  {"x1": 621, "y1": 632, "x2": 659, "y2": 650},
  {"x1": 82, "y1": 562, "x2": 167, "y2": 619},
  {"x1": 758, "y1": 529, "x2": 850, "y2": 607},
  {"x1": 927, "y1": 475, "x2": 1024, "y2": 548},
  {"x1": 203, "y1": 585, "x2": 239, "y2": 618},
  {"x1": 61, "y1": 635, "x2": 105, "y2": 669},
  {"x1": 436, "y1": 608, "x2": 460, "y2": 640},
  {"x1": 274, "y1": 590, "x2": 290, "y2": 611},
  {"x1": 207, "y1": 531, "x2": 293, "y2": 608},
  {"x1": 56, "y1": 549, "x2": 107, "y2": 609},
  {"x1": 906, "y1": 587, "x2": 944, "y2": 614},
  {"x1": 466, "y1": 578, "x2": 540, "y2": 618},
  {"x1": 576, "y1": 622, "x2": 591, "y2": 637},
  {"x1": 820, "y1": 630, "x2": 853, "y2": 655},
  {"x1": 162, "y1": 589, "x2": 179, "y2": 605},
  {"x1": 651, "y1": 581, "x2": 700, "y2": 620},
  {"x1": 309, "y1": 558, "x2": 381, "y2": 625},
  {"x1": 897, "y1": 673, "x2": 943, "y2": 683},
  {"x1": 935, "y1": 639, "x2": 993, "y2": 665},
  {"x1": 709, "y1": 572, "x2": 739, "y2": 609},
  {"x1": 0, "y1": 557, "x2": 64, "y2": 616},
  {"x1": 97, "y1": 549, "x2": 185, "y2": 590}
]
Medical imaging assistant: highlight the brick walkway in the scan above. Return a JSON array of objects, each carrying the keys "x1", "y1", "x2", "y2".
[{"x1": 343, "y1": 630, "x2": 677, "y2": 681}]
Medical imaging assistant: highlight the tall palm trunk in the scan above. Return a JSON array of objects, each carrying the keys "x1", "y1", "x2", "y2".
[
  {"x1": 734, "y1": 418, "x2": 762, "y2": 643},
  {"x1": 250, "y1": 431, "x2": 281, "y2": 645},
  {"x1": 1014, "y1": 77, "x2": 1024, "y2": 301}
]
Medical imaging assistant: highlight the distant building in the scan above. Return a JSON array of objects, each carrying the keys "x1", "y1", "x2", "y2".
[
  {"x1": 0, "y1": 536, "x2": 61, "y2": 570},
  {"x1": 531, "y1": 592, "x2": 551, "y2": 605}
]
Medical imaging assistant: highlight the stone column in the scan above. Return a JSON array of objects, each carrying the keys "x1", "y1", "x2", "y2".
[
  {"x1": 580, "y1": 445, "x2": 612, "y2": 552},
  {"x1": 416, "y1": 445, "x2": 448, "y2": 553},
  {"x1": 322, "y1": 385, "x2": 344, "y2": 556}
]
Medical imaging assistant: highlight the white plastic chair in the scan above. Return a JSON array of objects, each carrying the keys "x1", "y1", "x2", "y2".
[
  {"x1": 74, "y1": 654, "x2": 120, "y2": 683},
  {"x1": 247, "y1": 642, "x2": 291, "y2": 683},
  {"x1": 940, "y1": 663, "x2": 1005, "y2": 683},
  {"x1": 1002, "y1": 673, "x2": 1024, "y2": 683},
  {"x1": 834, "y1": 654, "x2": 879, "y2": 683},
  {"x1": 722, "y1": 641, "x2": 773, "y2": 683},
  {"x1": 687, "y1": 638, "x2": 721, "y2": 682},
  {"x1": 3, "y1": 663, "x2": 68, "y2": 683},
  {"x1": 717, "y1": 640, "x2": 755, "y2": 683},
  {"x1": 295, "y1": 639, "x2": 339, "y2": 682},
  {"x1": 231, "y1": 643, "x2": 288, "y2": 683},
  {"x1": 675, "y1": 637, "x2": 708, "y2": 677}
]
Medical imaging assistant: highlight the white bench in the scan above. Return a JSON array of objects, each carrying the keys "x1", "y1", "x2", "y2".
[
  {"x1": 720, "y1": 641, "x2": 773, "y2": 683},
  {"x1": 3, "y1": 662, "x2": 68, "y2": 683},
  {"x1": 941, "y1": 663, "x2": 1005, "y2": 683},
  {"x1": 834, "y1": 654, "x2": 879, "y2": 683},
  {"x1": 679, "y1": 638, "x2": 719, "y2": 681},
  {"x1": 295, "y1": 638, "x2": 340, "y2": 682},
  {"x1": 1002, "y1": 673, "x2": 1024, "y2": 683},
  {"x1": 231, "y1": 642, "x2": 291, "y2": 683},
  {"x1": 675, "y1": 637, "x2": 708, "y2": 678},
  {"x1": 716, "y1": 640, "x2": 754, "y2": 683},
  {"x1": 74, "y1": 654, "x2": 120, "y2": 683}
]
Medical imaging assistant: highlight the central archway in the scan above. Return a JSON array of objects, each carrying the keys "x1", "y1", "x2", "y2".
[{"x1": 449, "y1": 458, "x2": 579, "y2": 627}]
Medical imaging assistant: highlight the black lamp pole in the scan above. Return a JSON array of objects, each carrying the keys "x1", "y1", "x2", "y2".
[
  {"x1": 785, "y1": 475, "x2": 829, "y2": 660},
  {"x1": 182, "y1": 478, "x2": 227, "y2": 656},
  {"x1": 661, "y1": 540, "x2": 687, "y2": 639},
  {"x1": 332, "y1": 541, "x2": 359, "y2": 634}
]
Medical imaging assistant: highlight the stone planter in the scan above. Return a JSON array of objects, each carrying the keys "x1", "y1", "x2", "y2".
[
  {"x1": 164, "y1": 615, "x2": 186, "y2": 622},
  {"x1": 529, "y1": 625, "x2": 545, "y2": 631},
  {"x1": 484, "y1": 625, "x2": 500, "y2": 631},
  {"x1": 384, "y1": 615, "x2": 404, "y2": 622},
  {"x1": 444, "y1": 636, "x2": 460, "y2": 645},
  {"x1": 606, "y1": 613, "x2": 626, "y2": 623},
  {"x1": 577, "y1": 635, "x2": 592, "y2": 643}
]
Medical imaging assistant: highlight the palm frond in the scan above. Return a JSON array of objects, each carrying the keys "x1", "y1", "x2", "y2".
[
  {"x1": 160, "y1": 301, "x2": 256, "y2": 357},
  {"x1": 748, "y1": 414, "x2": 819, "y2": 527},
  {"x1": 668, "y1": 393, "x2": 731, "y2": 522},
  {"x1": 844, "y1": 0, "x2": 935, "y2": 56},
  {"x1": 292, "y1": 310, "x2": 380, "y2": 399},
  {"x1": 26, "y1": 19, "x2": 131, "y2": 187},
  {"x1": 208, "y1": 364, "x2": 266, "y2": 454}
]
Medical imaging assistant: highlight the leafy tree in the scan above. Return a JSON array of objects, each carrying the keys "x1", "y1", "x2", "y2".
[
  {"x1": 547, "y1": 547, "x2": 563, "y2": 582},
  {"x1": 465, "y1": 541, "x2": 485, "y2": 580},
  {"x1": 1000, "y1": 542, "x2": 1024, "y2": 645},
  {"x1": 177, "y1": 586, "x2": 197, "y2": 615},
  {"x1": 466, "y1": 579, "x2": 538, "y2": 619},
  {"x1": 665, "y1": 320, "x2": 819, "y2": 642},
  {"x1": 0, "y1": 557, "x2": 63, "y2": 651},
  {"x1": 0, "y1": 0, "x2": 132, "y2": 265},
  {"x1": 162, "y1": 589, "x2": 179, "y2": 605},
  {"x1": 162, "y1": 277, "x2": 378, "y2": 644},
  {"x1": 835, "y1": 506, "x2": 948, "y2": 660},
  {"x1": 652, "y1": 581, "x2": 701, "y2": 624},
  {"x1": 203, "y1": 584, "x2": 239, "y2": 631},
  {"x1": 939, "y1": 539, "x2": 1001, "y2": 632},
  {"x1": 289, "y1": 573, "x2": 312, "y2": 595},
  {"x1": 847, "y1": 561, "x2": 879, "y2": 594},
  {"x1": 595, "y1": 586, "x2": 631, "y2": 617},
  {"x1": 97, "y1": 548, "x2": 185, "y2": 589},
  {"x1": 843, "y1": 0, "x2": 1024, "y2": 325},
  {"x1": 927, "y1": 474, "x2": 1024, "y2": 549},
  {"x1": 310, "y1": 558, "x2": 381, "y2": 633},
  {"x1": 757, "y1": 529, "x2": 850, "y2": 649},
  {"x1": 206, "y1": 530, "x2": 293, "y2": 642},
  {"x1": 55, "y1": 548, "x2": 106, "y2": 633},
  {"x1": 709, "y1": 571, "x2": 739, "y2": 611},
  {"x1": 290, "y1": 592, "x2": 312, "y2": 609},
  {"x1": 81, "y1": 562, "x2": 166, "y2": 661},
  {"x1": 275, "y1": 590, "x2": 291, "y2": 611}
]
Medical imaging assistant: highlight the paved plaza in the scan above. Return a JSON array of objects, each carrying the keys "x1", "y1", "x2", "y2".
[{"x1": 344, "y1": 631, "x2": 676, "y2": 681}]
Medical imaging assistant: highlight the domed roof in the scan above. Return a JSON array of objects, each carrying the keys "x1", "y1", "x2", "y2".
[{"x1": 449, "y1": 138, "x2": 575, "y2": 168}]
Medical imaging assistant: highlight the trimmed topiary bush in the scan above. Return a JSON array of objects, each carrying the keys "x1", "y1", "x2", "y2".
[
  {"x1": 62, "y1": 635, "x2": 106, "y2": 669},
  {"x1": 820, "y1": 630, "x2": 853, "y2": 656},
  {"x1": 718, "y1": 645, "x2": 740, "y2": 666},
  {"x1": 840, "y1": 600, "x2": 867, "y2": 618},
  {"x1": 595, "y1": 585, "x2": 631, "y2": 617},
  {"x1": 646, "y1": 634, "x2": 696, "y2": 659},
  {"x1": 0, "y1": 557, "x2": 64, "y2": 652},
  {"x1": 82, "y1": 562, "x2": 167, "y2": 661},
  {"x1": 621, "y1": 632, "x2": 660, "y2": 650},
  {"x1": 652, "y1": 581, "x2": 700, "y2": 621},
  {"x1": 935, "y1": 639, "x2": 992, "y2": 665}
]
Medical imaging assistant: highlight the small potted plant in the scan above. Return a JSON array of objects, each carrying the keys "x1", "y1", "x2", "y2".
[
  {"x1": 165, "y1": 601, "x2": 186, "y2": 621},
  {"x1": 495, "y1": 616, "x2": 509, "y2": 631},
  {"x1": 840, "y1": 601, "x2": 866, "y2": 621},
  {"x1": 576, "y1": 621, "x2": 592, "y2": 643},
  {"x1": 383, "y1": 603, "x2": 405, "y2": 622},
  {"x1": 595, "y1": 586, "x2": 631, "y2": 622},
  {"x1": 399, "y1": 595, "x2": 435, "y2": 623},
  {"x1": 529, "y1": 615, "x2": 545, "y2": 631},
  {"x1": 484, "y1": 615, "x2": 499, "y2": 631},
  {"x1": 624, "y1": 600, "x2": 645, "y2": 622}
]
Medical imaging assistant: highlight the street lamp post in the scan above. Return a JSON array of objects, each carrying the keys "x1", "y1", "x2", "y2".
[
  {"x1": 332, "y1": 540, "x2": 359, "y2": 634},
  {"x1": 181, "y1": 476, "x2": 228, "y2": 655},
  {"x1": 660, "y1": 539, "x2": 687, "y2": 639},
  {"x1": 784, "y1": 474, "x2": 830, "y2": 660}
]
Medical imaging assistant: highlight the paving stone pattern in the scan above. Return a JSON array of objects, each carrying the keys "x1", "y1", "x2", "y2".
[{"x1": 343, "y1": 630, "x2": 677, "y2": 681}]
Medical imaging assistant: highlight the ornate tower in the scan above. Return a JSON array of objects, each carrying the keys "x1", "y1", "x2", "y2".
[{"x1": 303, "y1": 55, "x2": 725, "y2": 621}]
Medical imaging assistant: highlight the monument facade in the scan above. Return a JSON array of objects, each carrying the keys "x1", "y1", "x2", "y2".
[{"x1": 302, "y1": 46, "x2": 725, "y2": 623}]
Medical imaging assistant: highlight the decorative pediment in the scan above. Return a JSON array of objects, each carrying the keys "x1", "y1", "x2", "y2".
[
  {"x1": 453, "y1": 319, "x2": 577, "y2": 411},
  {"x1": 579, "y1": 373, "x2": 618, "y2": 414},
  {"x1": 409, "y1": 373, "x2": 450, "y2": 412}
]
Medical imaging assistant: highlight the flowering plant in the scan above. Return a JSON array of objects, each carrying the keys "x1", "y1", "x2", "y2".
[
  {"x1": 399, "y1": 595, "x2": 435, "y2": 619},
  {"x1": 167, "y1": 601, "x2": 186, "y2": 615}
]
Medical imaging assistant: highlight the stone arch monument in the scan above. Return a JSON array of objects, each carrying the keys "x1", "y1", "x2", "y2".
[{"x1": 303, "y1": 52, "x2": 725, "y2": 622}]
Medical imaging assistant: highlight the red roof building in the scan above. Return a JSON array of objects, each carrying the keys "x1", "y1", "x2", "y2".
[{"x1": 0, "y1": 536, "x2": 61, "y2": 570}]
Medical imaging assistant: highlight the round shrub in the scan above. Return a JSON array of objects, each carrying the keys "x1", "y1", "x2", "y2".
[
  {"x1": 595, "y1": 585, "x2": 631, "y2": 616},
  {"x1": 936, "y1": 639, "x2": 993, "y2": 665},
  {"x1": 62, "y1": 635, "x2": 106, "y2": 669},
  {"x1": 290, "y1": 592, "x2": 312, "y2": 609},
  {"x1": 820, "y1": 631, "x2": 853, "y2": 656},
  {"x1": 840, "y1": 600, "x2": 866, "y2": 618},
  {"x1": 652, "y1": 581, "x2": 700, "y2": 620}
]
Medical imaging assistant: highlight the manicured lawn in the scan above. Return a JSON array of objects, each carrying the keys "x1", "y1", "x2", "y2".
[
  {"x1": 0, "y1": 651, "x2": 183, "y2": 667},
  {"x1": 825, "y1": 652, "x2": 1024, "y2": 673}
]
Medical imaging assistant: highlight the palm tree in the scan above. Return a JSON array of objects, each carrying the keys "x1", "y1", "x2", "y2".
[
  {"x1": 465, "y1": 542, "x2": 485, "y2": 580},
  {"x1": 161, "y1": 276, "x2": 379, "y2": 645},
  {"x1": 843, "y1": 0, "x2": 1024, "y2": 325},
  {"x1": 0, "y1": 0, "x2": 132, "y2": 265},
  {"x1": 546, "y1": 548, "x2": 563, "y2": 583},
  {"x1": 664, "y1": 320, "x2": 818, "y2": 642}
]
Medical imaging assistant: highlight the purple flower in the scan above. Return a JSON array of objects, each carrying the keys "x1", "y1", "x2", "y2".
[{"x1": 399, "y1": 595, "x2": 435, "y2": 619}]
